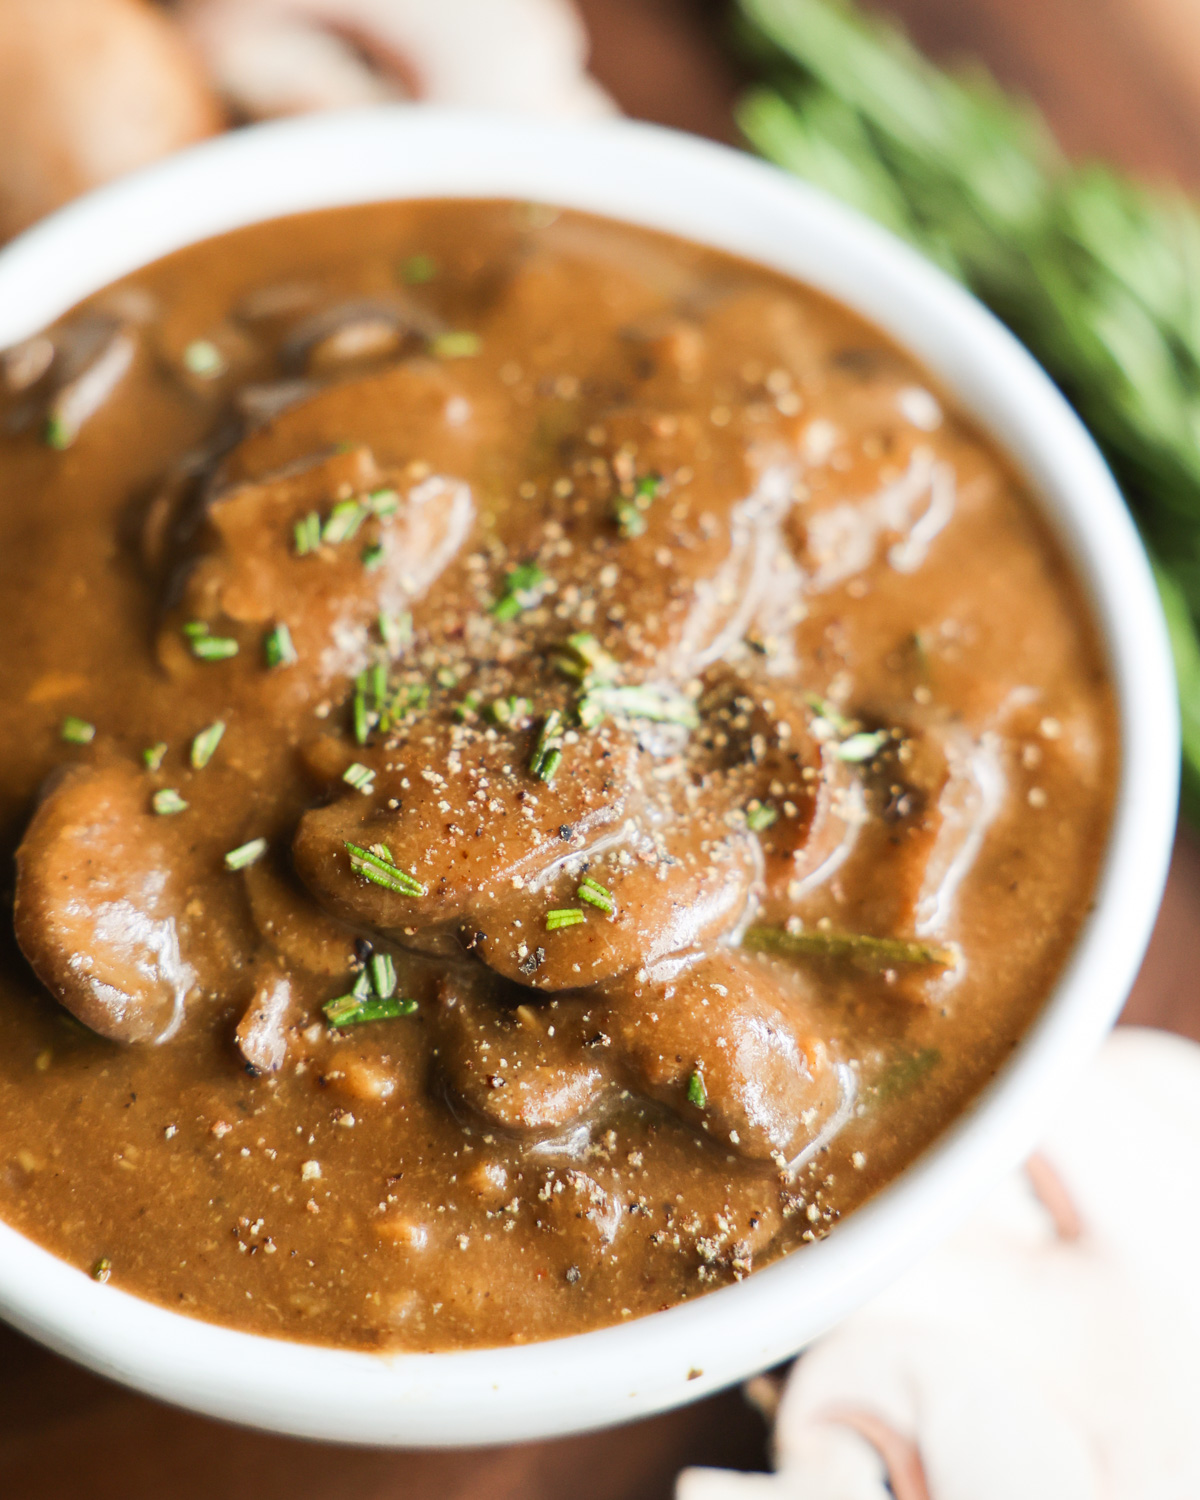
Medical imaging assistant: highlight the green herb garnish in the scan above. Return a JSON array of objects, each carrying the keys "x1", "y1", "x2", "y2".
[
  {"x1": 365, "y1": 488, "x2": 399, "y2": 517},
  {"x1": 188, "y1": 631, "x2": 239, "y2": 661},
  {"x1": 553, "y1": 632, "x2": 620, "y2": 685},
  {"x1": 361, "y1": 542, "x2": 385, "y2": 571},
  {"x1": 744, "y1": 924, "x2": 957, "y2": 970},
  {"x1": 368, "y1": 952, "x2": 397, "y2": 999},
  {"x1": 430, "y1": 331, "x2": 481, "y2": 359},
  {"x1": 399, "y1": 253, "x2": 437, "y2": 285},
  {"x1": 530, "y1": 710, "x2": 565, "y2": 784},
  {"x1": 615, "y1": 474, "x2": 661, "y2": 539},
  {"x1": 91, "y1": 1257, "x2": 113, "y2": 1284},
  {"x1": 60, "y1": 716, "x2": 95, "y2": 745},
  {"x1": 577, "y1": 684, "x2": 699, "y2": 730},
  {"x1": 492, "y1": 561, "x2": 550, "y2": 622},
  {"x1": 293, "y1": 511, "x2": 321, "y2": 556},
  {"x1": 873, "y1": 1046, "x2": 942, "y2": 1104},
  {"x1": 225, "y1": 837, "x2": 268, "y2": 871},
  {"x1": 576, "y1": 877, "x2": 615, "y2": 915},
  {"x1": 345, "y1": 841, "x2": 426, "y2": 897},
  {"x1": 190, "y1": 720, "x2": 225, "y2": 769},
  {"x1": 322, "y1": 500, "x2": 365, "y2": 544},
  {"x1": 343, "y1": 762, "x2": 376, "y2": 793},
  {"x1": 323, "y1": 994, "x2": 410, "y2": 1027},
  {"x1": 836, "y1": 730, "x2": 891, "y2": 763},
  {"x1": 379, "y1": 610, "x2": 413, "y2": 655},
  {"x1": 143, "y1": 742, "x2": 168, "y2": 771},
  {"x1": 455, "y1": 689, "x2": 483, "y2": 722},
  {"x1": 182, "y1": 339, "x2": 226, "y2": 379},
  {"x1": 746, "y1": 802, "x2": 778, "y2": 832},
  {"x1": 545, "y1": 907, "x2": 585, "y2": 931},
  {"x1": 487, "y1": 694, "x2": 531, "y2": 728},
  {"x1": 264, "y1": 623, "x2": 297, "y2": 669},
  {"x1": 44, "y1": 413, "x2": 72, "y2": 451},
  {"x1": 686, "y1": 1070, "x2": 707, "y2": 1108},
  {"x1": 152, "y1": 788, "x2": 188, "y2": 816}
]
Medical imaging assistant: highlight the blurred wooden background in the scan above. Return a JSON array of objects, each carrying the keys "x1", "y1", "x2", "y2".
[{"x1": 3, "y1": 1, "x2": 1198, "y2": 1494}]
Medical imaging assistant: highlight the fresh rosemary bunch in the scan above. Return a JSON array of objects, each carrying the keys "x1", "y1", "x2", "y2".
[{"x1": 736, "y1": 0, "x2": 1200, "y2": 817}]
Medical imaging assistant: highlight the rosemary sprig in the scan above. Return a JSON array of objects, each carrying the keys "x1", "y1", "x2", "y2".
[
  {"x1": 736, "y1": 0, "x2": 1200, "y2": 815},
  {"x1": 577, "y1": 876, "x2": 615, "y2": 915},
  {"x1": 61, "y1": 716, "x2": 95, "y2": 745},
  {"x1": 577, "y1": 683, "x2": 699, "y2": 730},
  {"x1": 744, "y1": 923, "x2": 957, "y2": 970},
  {"x1": 345, "y1": 840, "x2": 426, "y2": 897},
  {"x1": 492, "y1": 561, "x2": 550, "y2": 622},
  {"x1": 530, "y1": 710, "x2": 565, "y2": 784}
]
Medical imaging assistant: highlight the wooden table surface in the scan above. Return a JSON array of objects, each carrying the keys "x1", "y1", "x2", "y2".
[{"x1": 4, "y1": 2, "x2": 1200, "y2": 1494}]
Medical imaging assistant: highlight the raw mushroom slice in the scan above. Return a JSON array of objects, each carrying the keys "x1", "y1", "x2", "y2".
[
  {"x1": 0, "y1": 0, "x2": 223, "y2": 240},
  {"x1": 176, "y1": 0, "x2": 614, "y2": 121},
  {"x1": 13, "y1": 763, "x2": 199, "y2": 1044}
]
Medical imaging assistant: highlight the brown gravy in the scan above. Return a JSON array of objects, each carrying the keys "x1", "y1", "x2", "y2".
[{"x1": 0, "y1": 201, "x2": 1115, "y2": 1349}]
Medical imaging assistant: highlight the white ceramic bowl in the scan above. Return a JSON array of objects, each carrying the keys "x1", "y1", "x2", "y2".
[{"x1": 0, "y1": 108, "x2": 1178, "y2": 1446}]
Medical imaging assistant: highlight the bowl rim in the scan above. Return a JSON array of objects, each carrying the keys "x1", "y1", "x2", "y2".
[{"x1": 0, "y1": 105, "x2": 1179, "y2": 1447}]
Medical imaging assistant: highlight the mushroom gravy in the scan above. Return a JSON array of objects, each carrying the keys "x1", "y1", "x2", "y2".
[{"x1": 0, "y1": 201, "x2": 1116, "y2": 1349}]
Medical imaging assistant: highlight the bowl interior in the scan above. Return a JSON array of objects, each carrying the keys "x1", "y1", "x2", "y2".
[{"x1": 0, "y1": 107, "x2": 1179, "y2": 1446}]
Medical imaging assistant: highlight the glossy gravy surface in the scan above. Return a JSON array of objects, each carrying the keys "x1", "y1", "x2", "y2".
[{"x1": 0, "y1": 202, "x2": 1115, "y2": 1349}]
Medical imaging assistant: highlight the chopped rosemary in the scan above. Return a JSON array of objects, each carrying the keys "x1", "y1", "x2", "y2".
[
  {"x1": 487, "y1": 694, "x2": 531, "y2": 728},
  {"x1": 368, "y1": 952, "x2": 397, "y2": 999},
  {"x1": 44, "y1": 413, "x2": 71, "y2": 451},
  {"x1": 577, "y1": 877, "x2": 615, "y2": 915},
  {"x1": 322, "y1": 499, "x2": 367, "y2": 544},
  {"x1": 805, "y1": 694, "x2": 852, "y2": 735},
  {"x1": 60, "y1": 716, "x2": 95, "y2": 745},
  {"x1": 744, "y1": 924, "x2": 958, "y2": 970},
  {"x1": 836, "y1": 729, "x2": 891, "y2": 763},
  {"x1": 293, "y1": 510, "x2": 321, "y2": 555},
  {"x1": 492, "y1": 561, "x2": 549, "y2": 622},
  {"x1": 379, "y1": 679, "x2": 429, "y2": 732},
  {"x1": 91, "y1": 1257, "x2": 113, "y2": 1284},
  {"x1": 365, "y1": 488, "x2": 399, "y2": 517},
  {"x1": 615, "y1": 473, "x2": 661, "y2": 538},
  {"x1": 746, "y1": 802, "x2": 778, "y2": 831},
  {"x1": 343, "y1": 761, "x2": 376, "y2": 794},
  {"x1": 686, "y1": 1069, "x2": 707, "y2": 1108},
  {"x1": 430, "y1": 331, "x2": 481, "y2": 359},
  {"x1": 152, "y1": 788, "x2": 188, "y2": 816},
  {"x1": 455, "y1": 689, "x2": 483, "y2": 722},
  {"x1": 225, "y1": 837, "x2": 268, "y2": 871},
  {"x1": 553, "y1": 632, "x2": 620, "y2": 686},
  {"x1": 345, "y1": 841, "x2": 427, "y2": 897},
  {"x1": 323, "y1": 994, "x2": 410, "y2": 1027},
  {"x1": 379, "y1": 610, "x2": 413, "y2": 655},
  {"x1": 530, "y1": 710, "x2": 565, "y2": 784},
  {"x1": 545, "y1": 907, "x2": 585, "y2": 931},
  {"x1": 143, "y1": 742, "x2": 168, "y2": 771},
  {"x1": 614, "y1": 498, "x2": 646, "y2": 538},
  {"x1": 188, "y1": 632, "x2": 239, "y2": 661},
  {"x1": 264, "y1": 622, "x2": 297, "y2": 669},
  {"x1": 182, "y1": 339, "x2": 226, "y2": 379},
  {"x1": 353, "y1": 672, "x2": 372, "y2": 745},
  {"x1": 361, "y1": 542, "x2": 385, "y2": 571},
  {"x1": 190, "y1": 720, "x2": 225, "y2": 769},
  {"x1": 181, "y1": 620, "x2": 210, "y2": 639},
  {"x1": 399, "y1": 253, "x2": 437, "y2": 285},
  {"x1": 577, "y1": 683, "x2": 699, "y2": 730}
]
